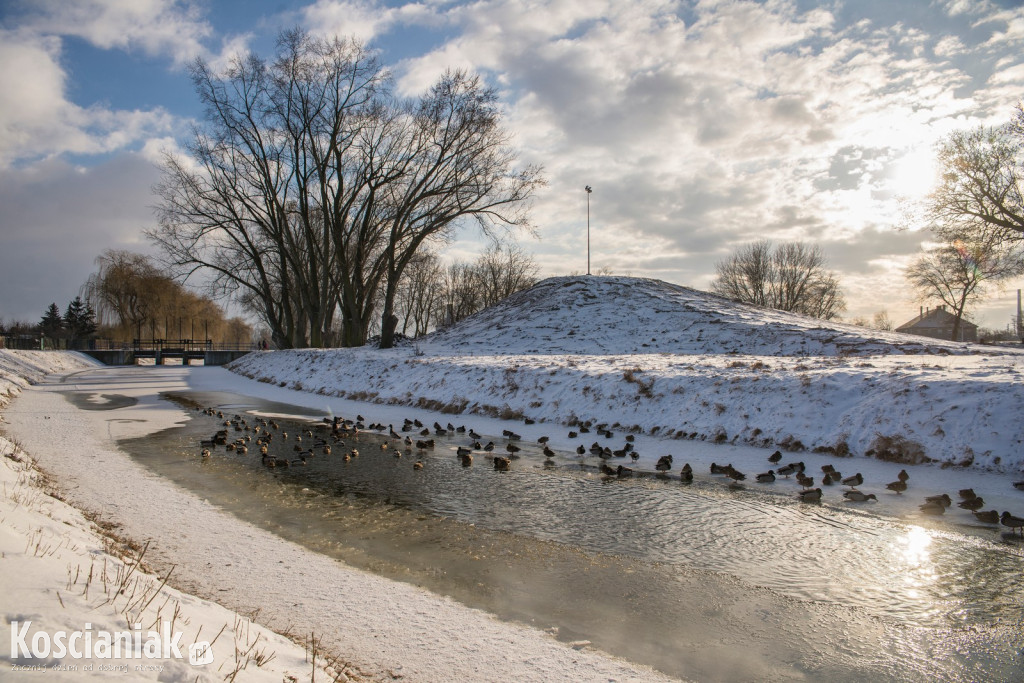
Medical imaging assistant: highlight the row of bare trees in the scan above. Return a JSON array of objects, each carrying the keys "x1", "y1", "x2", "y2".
[
  {"x1": 150, "y1": 30, "x2": 543, "y2": 349},
  {"x1": 905, "y1": 105, "x2": 1024, "y2": 340},
  {"x1": 82, "y1": 250, "x2": 251, "y2": 343},
  {"x1": 711, "y1": 240, "x2": 846, "y2": 320}
]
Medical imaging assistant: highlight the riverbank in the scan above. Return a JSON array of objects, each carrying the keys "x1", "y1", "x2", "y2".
[{"x1": 1, "y1": 353, "x2": 675, "y2": 681}]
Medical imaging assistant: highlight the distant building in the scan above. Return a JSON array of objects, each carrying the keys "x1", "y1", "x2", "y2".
[{"x1": 896, "y1": 305, "x2": 977, "y2": 343}]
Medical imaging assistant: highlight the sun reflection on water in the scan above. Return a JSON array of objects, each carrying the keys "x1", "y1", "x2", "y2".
[{"x1": 894, "y1": 525, "x2": 937, "y2": 599}]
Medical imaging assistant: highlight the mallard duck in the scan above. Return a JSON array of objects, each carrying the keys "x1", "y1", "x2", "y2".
[
  {"x1": 201, "y1": 448, "x2": 211, "y2": 458},
  {"x1": 756, "y1": 470, "x2": 776, "y2": 483},
  {"x1": 543, "y1": 446, "x2": 556, "y2": 458},
  {"x1": 538, "y1": 436, "x2": 550, "y2": 444},
  {"x1": 798, "y1": 488, "x2": 823, "y2": 503},
  {"x1": 821, "y1": 464, "x2": 835, "y2": 475},
  {"x1": 493, "y1": 456, "x2": 511, "y2": 471},
  {"x1": 973, "y1": 509, "x2": 999, "y2": 524},
  {"x1": 680, "y1": 463, "x2": 693, "y2": 482},
  {"x1": 886, "y1": 480, "x2": 907, "y2": 494},
  {"x1": 656, "y1": 455, "x2": 674, "y2": 471},
  {"x1": 483, "y1": 441, "x2": 495, "y2": 452},
  {"x1": 897, "y1": 469, "x2": 909, "y2": 483},
  {"x1": 413, "y1": 461, "x2": 424, "y2": 470},
  {"x1": 457, "y1": 446, "x2": 473, "y2": 457},
  {"x1": 958, "y1": 496, "x2": 984, "y2": 511},
  {"x1": 843, "y1": 490, "x2": 877, "y2": 502},
  {"x1": 796, "y1": 472, "x2": 814, "y2": 489},
  {"x1": 776, "y1": 462, "x2": 803, "y2": 478},
  {"x1": 958, "y1": 488, "x2": 976, "y2": 499},
  {"x1": 841, "y1": 473, "x2": 863, "y2": 489},
  {"x1": 924, "y1": 493, "x2": 952, "y2": 508},
  {"x1": 919, "y1": 500, "x2": 946, "y2": 515},
  {"x1": 616, "y1": 465, "x2": 633, "y2": 478},
  {"x1": 458, "y1": 453, "x2": 473, "y2": 467},
  {"x1": 1000, "y1": 511, "x2": 1024, "y2": 536},
  {"x1": 576, "y1": 445, "x2": 586, "y2": 455},
  {"x1": 768, "y1": 450, "x2": 782, "y2": 464},
  {"x1": 710, "y1": 462, "x2": 730, "y2": 475}
]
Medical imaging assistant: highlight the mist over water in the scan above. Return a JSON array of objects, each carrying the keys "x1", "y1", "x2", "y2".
[{"x1": 115, "y1": 390, "x2": 1024, "y2": 682}]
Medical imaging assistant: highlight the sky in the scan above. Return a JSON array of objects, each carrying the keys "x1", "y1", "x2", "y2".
[{"x1": 1, "y1": 0, "x2": 1024, "y2": 332}]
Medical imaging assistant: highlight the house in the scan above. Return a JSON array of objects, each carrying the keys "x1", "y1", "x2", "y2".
[{"x1": 896, "y1": 305, "x2": 977, "y2": 343}]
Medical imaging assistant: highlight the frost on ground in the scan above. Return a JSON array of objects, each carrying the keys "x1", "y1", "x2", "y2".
[
  {"x1": 0, "y1": 436, "x2": 348, "y2": 681},
  {"x1": 228, "y1": 276, "x2": 1024, "y2": 475}
]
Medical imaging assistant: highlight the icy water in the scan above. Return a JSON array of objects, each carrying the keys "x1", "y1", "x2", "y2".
[{"x1": 116, "y1": 390, "x2": 1024, "y2": 682}]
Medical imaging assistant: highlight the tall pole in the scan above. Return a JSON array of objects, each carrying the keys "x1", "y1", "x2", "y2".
[{"x1": 585, "y1": 185, "x2": 592, "y2": 275}]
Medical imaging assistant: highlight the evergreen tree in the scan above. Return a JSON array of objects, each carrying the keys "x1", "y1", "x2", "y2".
[
  {"x1": 40, "y1": 303, "x2": 64, "y2": 339},
  {"x1": 64, "y1": 296, "x2": 97, "y2": 347}
]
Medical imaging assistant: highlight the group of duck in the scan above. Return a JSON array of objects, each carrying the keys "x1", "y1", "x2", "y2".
[{"x1": 196, "y1": 407, "x2": 1024, "y2": 536}]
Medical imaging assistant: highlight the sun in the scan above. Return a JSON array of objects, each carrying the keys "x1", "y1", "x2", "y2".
[{"x1": 887, "y1": 146, "x2": 939, "y2": 200}]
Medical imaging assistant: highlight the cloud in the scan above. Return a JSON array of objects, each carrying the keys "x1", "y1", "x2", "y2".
[
  {"x1": 0, "y1": 154, "x2": 164, "y2": 321},
  {"x1": 0, "y1": 29, "x2": 179, "y2": 168},
  {"x1": 13, "y1": 0, "x2": 214, "y2": 66}
]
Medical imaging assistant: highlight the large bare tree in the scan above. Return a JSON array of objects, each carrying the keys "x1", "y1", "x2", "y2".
[
  {"x1": 711, "y1": 240, "x2": 846, "y2": 320},
  {"x1": 151, "y1": 31, "x2": 386, "y2": 348},
  {"x1": 151, "y1": 31, "x2": 541, "y2": 349},
  {"x1": 905, "y1": 227, "x2": 1023, "y2": 341},
  {"x1": 927, "y1": 122, "x2": 1024, "y2": 244}
]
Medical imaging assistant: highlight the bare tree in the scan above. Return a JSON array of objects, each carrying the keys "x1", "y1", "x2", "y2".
[
  {"x1": 473, "y1": 242, "x2": 539, "y2": 308},
  {"x1": 927, "y1": 123, "x2": 1024, "y2": 244},
  {"x1": 395, "y1": 251, "x2": 444, "y2": 338},
  {"x1": 374, "y1": 70, "x2": 544, "y2": 348},
  {"x1": 712, "y1": 240, "x2": 846, "y2": 320},
  {"x1": 151, "y1": 31, "x2": 387, "y2": 348},
  {"x1": 905, "y1": 226, "x2": 1023, "y2": 341}
]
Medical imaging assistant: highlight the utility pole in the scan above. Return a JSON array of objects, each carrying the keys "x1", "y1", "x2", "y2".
[{"x1": 585, "y1": 185, "x2": 592, "y2": 275}]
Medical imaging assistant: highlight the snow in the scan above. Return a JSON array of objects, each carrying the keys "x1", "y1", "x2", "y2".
[{"x1": 3, "y1": 275, "x2": 1024, "y2": 681}]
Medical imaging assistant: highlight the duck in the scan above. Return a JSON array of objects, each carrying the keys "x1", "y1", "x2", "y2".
[
  {"x1": 821, "y1": 464, "x2": 835, "y2": 475},
  {"x1": 483, "y1": 442, "x2": 495, "y2": 452},
  {"x1": 958, "y1": 488, "x2": 976, "y2": 499},
  {"x1": 656, "y1": 455, "x2": 674, "y2": 472},
  {"x1": 897, "y1": 469, "x2": 909, "y2": 483},
  {"x1": 1013, "y1": 481, "x2": 1024, "y2": 491},
  {"x1": 201, "y1": 448, "x2": 211, "y2": 459},
  {"x1": 576, "y1": 445, "x2": 586, "y2": 455},
  {"x1": 616, "y1": 465, "x2": 633, "y2": 478},
  {"x1": 599, "y1": 463, "x2": 618, "y2": 476},
  {"x1": 543, "y1": 446, "x2": 556, "y2": 458},
  {"x1": 1001, "y1": 511, "x2": 1024, "y2": 536},
  {"x1": 841, "y1": 473, "x2": 863, "y2": 489},
  {"x1": 413, "y1": 461, "x2": 424, "y2": 470},
  {"x1": 958, "y1": 496, "x2": 985, "y2": 511},
  {"x1": 885, "y1": 480, "x2": 908, "y2": 495},
  {"x1": 973, "y1": 509, "x2": 999, "y2": 524},
  {"x1": 776, "y1": 462, "x2": 803, "y2": 478},
  {"x1": 493, "y1": 456, "x2": 511, "y2": 471},
  {"x1": 924, "y1": 493, "x2": 952, "y2": 508},
  {"x1": 458, "y1": 453, "x2": 473, "y2": 467},
  {"x1": 506, "y1": 443, "x2": 522, "y2": 455},
  {"x1": 680, "y1": 463, "x2": 693, "y2": 482},
  {"x1": 796, "y1": 472, "x2": 814, "y2": 489},
  {"x1": 756, "y1": 470, "x2": 776, "y2": 484},
  {"x1": 456, "y1": 446, "x2": 473, "y2": 457},
  {"x1": 843, "y1": 490, "x2": 877, "y2": 502},
  {"x1": 710, "y1": 462, "x2": 730, "y2": 475},
  {"x1": 768, "y1": 450, "x2": 782, "y2": 464},
  {"x1": 797, "y1": 488, "x2": 823, "y2": 503},
  {"x1": 919, "y1": 500, "x2": 946, "y2": 515},
  {"x1": 538, "y1": 436, "x2": 550, "y2": 444}
]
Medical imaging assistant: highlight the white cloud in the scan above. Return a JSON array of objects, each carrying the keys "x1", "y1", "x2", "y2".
[
  {"x1": 0, "y1": 29, "x2": 178, "y2": 168},
  {"x1": 16, "y1": 0, "x2": 213, "y2": 66}
]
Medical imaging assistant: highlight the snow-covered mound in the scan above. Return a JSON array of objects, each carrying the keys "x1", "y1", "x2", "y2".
[
  {"x1": 228, "y1": 276, "x2": 1024, "y2": 472},
  {"x1": 0, "y1": 350, "x2": 99, "y2": 408},
  {"x1": 419, "y1": 275, "x2": 1003, "y2": 356}
]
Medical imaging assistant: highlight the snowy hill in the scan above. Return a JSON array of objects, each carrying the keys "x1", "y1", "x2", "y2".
[
  {"x1": 420, "y1": 275, "x2": 1000, "y2": 356},
  {"x1": 229, "y1": 276, "x2": 1024, "y2": 473}
]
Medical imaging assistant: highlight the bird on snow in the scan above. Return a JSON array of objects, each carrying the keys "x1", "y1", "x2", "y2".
[
  {"x1": 885, "y1": 480, "x2": 908, "y2": 495},
  {"x1": 841, "y1": 473, "x2": 864, "y2": 489},
  {"x1": 843, "y1": 490, "x2": 877, "y2": 502},
  {"x1": 756, "y1": 470, "x2": 776, "y2": 484},
  {"x1": 1000, "y1": 511, "x2": 1024, "y2": 536},
  {"x1": 958, "y1": 496, "x2": 985, "y2": 511},
  {"x1": 656, "y1": 455, "x2": 674, "y2": 472},
  {"x1": 798, "y1": 488, "x2": 823, "y2": 503},
  {"x1": 768, "y1": 450, "x2": 782, "y2": 464}
]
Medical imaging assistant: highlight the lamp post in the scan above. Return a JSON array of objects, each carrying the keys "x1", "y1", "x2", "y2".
[{"x1": 585, "y1": 185, "x2": 592, "y2": 275}]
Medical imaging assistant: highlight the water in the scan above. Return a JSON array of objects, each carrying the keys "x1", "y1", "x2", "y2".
[{"x1": 114, "y1": 390, "x2": 1024, "y2": 682}]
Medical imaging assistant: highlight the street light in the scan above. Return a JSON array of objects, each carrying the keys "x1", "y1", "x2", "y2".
[{"x1": 585, "y1": 185, "x2": 592, "y2": 275}]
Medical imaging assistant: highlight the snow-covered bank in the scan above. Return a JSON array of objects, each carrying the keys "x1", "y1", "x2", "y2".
[
  {"x1": 228, "y1": 276, "x2": 1024, "y2": 476},
  {"x1": 0, "y1": 350, "x2": 99, "y2": 409},
  {"x1": 2, "y1": 357, "x2": 677, "y2": 681},
  {"x1": 0, "y1": 435, "x2": 339, "y2": 681}
]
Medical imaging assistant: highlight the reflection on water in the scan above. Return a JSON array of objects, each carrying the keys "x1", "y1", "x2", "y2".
[{"x1": 118, "y1": 390, "x2": 1024, "y2": 682}]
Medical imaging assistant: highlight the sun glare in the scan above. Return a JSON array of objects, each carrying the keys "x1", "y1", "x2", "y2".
[{"x1": 888, "y1": 147, "x2": 938, "y2": 199}]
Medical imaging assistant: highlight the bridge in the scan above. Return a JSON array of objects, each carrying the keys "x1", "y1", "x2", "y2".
[{"x1": 80, "y1": 339, "x2": 253, "y2": 366}]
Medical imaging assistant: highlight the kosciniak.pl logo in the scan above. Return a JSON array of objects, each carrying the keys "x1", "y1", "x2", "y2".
[{"x1": 9, "y1": 620, "x2": 213, "y2": 666}]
